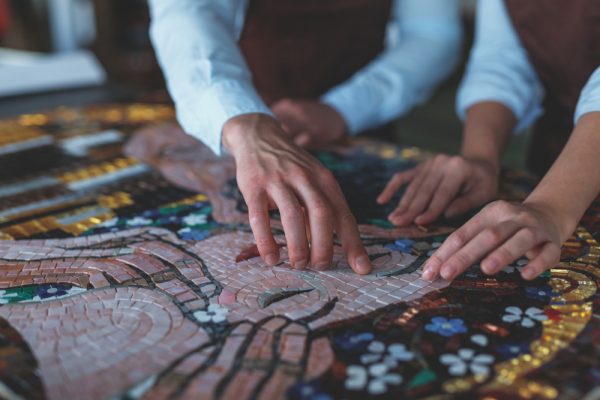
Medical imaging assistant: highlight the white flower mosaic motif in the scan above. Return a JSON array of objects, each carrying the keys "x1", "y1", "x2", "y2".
[
  {"x1": 0, "y1": 290, "x2": 18, "y2": 304},
  {"x1": 193, "y1": 304, "x2": 229, "y2": 324},
  {"x1": 440, "y1": 348, "x2": 494, "y2": 377},
  {"x1": 502, "y1": 306, "x2": 547, "y2": 328},
  {"x1": 345, "y1": 364, "x2": 402, "y2": 395},
  {"x1": 345, "y1": 341, "x2": 413, "y2": 395},
  {"x1": 470, "y1": 334, "x2": 488, "y2": 347},
  {"x1": 183, "y1": 213, "x2": 208, "y2": 226},
  {"x1": 126, "y1": 217, "x2": 153, "y2": 226}
]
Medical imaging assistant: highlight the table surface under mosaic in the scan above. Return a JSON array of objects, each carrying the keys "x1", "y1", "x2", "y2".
[{"x1": 0, "y1": 104, "x2": 598, "y2": 400}]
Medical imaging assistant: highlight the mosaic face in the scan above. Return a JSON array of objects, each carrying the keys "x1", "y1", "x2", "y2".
[
  {"x1": 0, "y1": 227, "x2": 449, "y2": 399},
  {"x1": 0, "y1": 105, "x2": 597, "y2": 400}
]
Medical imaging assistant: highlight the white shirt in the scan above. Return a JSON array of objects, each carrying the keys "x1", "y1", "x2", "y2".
[
  {"x1": 149, "y1": 0, "x2": 463, "y2": 154},
  {"x1": 457, "y1": 0, "x2": 600, "y2": 133}
]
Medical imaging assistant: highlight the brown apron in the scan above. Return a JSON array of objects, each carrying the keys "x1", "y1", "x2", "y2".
[
  {"x1": 504, "y1": 0, "x2": 600, "y2": 176},
  {"x1": 238, "y1": 0, "x2": 394, "y2": 137}
]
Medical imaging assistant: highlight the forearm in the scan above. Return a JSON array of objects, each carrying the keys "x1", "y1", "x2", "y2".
[
  {"x1": 525, "y1": 112, "x2": 600, "y2": 241},
  {"x1": 149, "y1": 0, "x2": 271, "y2": 155},
  {"x1": 322, "y1": 0, "x2": 462, "y2": 134},
  {"x1": 461, "y1": 102, "x2": 516, "y2": 173}
]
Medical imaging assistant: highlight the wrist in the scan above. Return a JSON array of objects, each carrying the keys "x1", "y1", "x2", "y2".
[
  {"x1": 222, "y1": 113, "x2": 280, "y2": 157},
  {"x1": 523, "y1": 197, "x2": 576, "y2": 242},
  {"x1": 461, "y1": 102, "x2": 515, "y2": 175},
  {"x1": 460, "y1": 134, "x2": 502, "y2": 177},
  {"x1": 460, "y1": 151, "x2": 501, "y2": 177}
]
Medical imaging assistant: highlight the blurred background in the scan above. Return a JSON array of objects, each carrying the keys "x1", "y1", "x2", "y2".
[{"x1": 0, "y1": 0, "x2": 529, "y2": 169}]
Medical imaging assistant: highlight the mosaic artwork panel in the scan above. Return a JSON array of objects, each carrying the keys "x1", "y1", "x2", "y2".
[{"x1": 0, "y1": 105, "x2": 597, "y2": 400}]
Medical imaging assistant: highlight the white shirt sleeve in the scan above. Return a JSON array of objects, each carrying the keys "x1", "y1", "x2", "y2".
[
  {"x1": 575, "y1": 66, "x2": 600, "y2": 123},
  {"x1": 456, "y1": 0, "x2": 544, "y2": 133},
  {"x1": 321, "y1": 0, "x2": 463, "y2": 135},
  {"x1": 148, "y1": 0, "x2": 272, "y2": 155}
]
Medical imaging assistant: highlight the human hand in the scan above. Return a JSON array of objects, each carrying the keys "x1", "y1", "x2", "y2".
[
  {"x1": 222, "y1": 113, "x2": 371, "y2": 274},
  {"x1": 422, "y1": 200, "x2": 566, "y2": 281},
  {"x1": 377, "y1": 155, "x2": 499, "y2": 226},
  {"x1": 271, "y1": 98, "x2": 347, "y2": 149}
]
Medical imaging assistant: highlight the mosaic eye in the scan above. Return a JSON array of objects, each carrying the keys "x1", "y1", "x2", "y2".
[{"x1": 258, "y1": 287, "x2": 315, "y2": 309}]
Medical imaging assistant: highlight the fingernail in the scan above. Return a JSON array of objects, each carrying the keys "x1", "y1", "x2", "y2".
[
  {"x1": 265, "y1": 253, "x2": 279, "y2": 266},
  {"x1": 440, "y1": 265, "x2": 456, "y2": 280},
  {"x1": 293, "y1": 259, "x2": 308, "y2": 269},
  {"x1": 522, "y1": 268, "x2": 536, "y2": 280},
  {"x1": 355, "y1": 255, "x2": 372, "y2": 274},
  {"x1": 482, "y1": 259, "x2": 498, "y2": 274},
  {"x1": 422, "y1": 264, "x2": 435, "y2": 281},
  {"x1": 314, "y1": 262, "x2": 330, "y2": 270}
]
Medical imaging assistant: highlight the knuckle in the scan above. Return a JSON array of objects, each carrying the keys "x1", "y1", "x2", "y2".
[
  {"x1": 418, "y1": 181, "x2": 436, "y2": 193},
  {"x1": 452, "y1": 251, "x2": 472, "y2": 267},
  {"x1": 290, "y1": 246, "x2": 309, "y2": 261},
  {"x1": 487, "y1": 200, "x2": 512, "y2": 216},
  {"x1": 482, "y1": 228, "x2": 503, "y2": 245},
  {"x1": 284, "y1": 208, "x2": 305, "y2": 225},
  {"x1": 408, "y1": 202, "x2": 425, "y2": 213},
  {"x1": 266, "y1": 178, "x2": 286, "y2": 190},
  {"x1": 248, "y1": 212, "x2": 264, "y2": 226},
  {"x1": 428, "y1": 254, "x2": 444, "y2": 266},
  {"x1": 450, "y1": 230, "x2": 468, "y2": 247},
  {"x1": 312, "y1": 202, "x2": 332, "y2": 219},
  {"x1": 520, "y1": 227, "x2": 537, "y2": 243},
  {"x1": 256, "y1": 237, "x2": 274, "y2": 250},
  {"x1": 448, "y1": 156, "x2": 465, "y2": 168},
  {"x1": 292, "y1": 168, "x2": 311, "y2": 183}
]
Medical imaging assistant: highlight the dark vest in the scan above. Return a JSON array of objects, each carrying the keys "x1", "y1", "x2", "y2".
[
  {"x1": 238, "y1": 0, "x2": 393, "y2": 107},
  {"x1": 504, "y1": 0, "x2": 600, "y2": 175}
]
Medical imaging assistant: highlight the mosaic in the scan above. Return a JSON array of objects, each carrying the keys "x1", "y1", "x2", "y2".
[{"x1": 0, "y1": 104, "x2": 597, "y2": 399}]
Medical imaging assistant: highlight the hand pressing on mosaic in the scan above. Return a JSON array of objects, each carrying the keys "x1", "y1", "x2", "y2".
[
  {"x1": 377, "y1": 103, "x2": 515, "y2": 226},
  {"x1": 423, "y1": 112, "x2": 600, "y2": 281},
  {"x1": 272, "y1": 99, "x2": 348, "y2": 149},
  {"x1": 222, "y1": 113, "x2": 372, "y2": 274},
  {"x1": 421, "y1": 200, "x2": 563, "y2": 281},
  {"x1": 376, "y1": 154, "x2": 499, "y2": 226}
]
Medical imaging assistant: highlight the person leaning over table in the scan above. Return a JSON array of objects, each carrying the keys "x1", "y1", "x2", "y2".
[
  {"x1": 148, "y1": 0, "x2": 462, "y2": 274},
  {"x1": 378, "y1": 0, "x2": 600, "y2": 282}
]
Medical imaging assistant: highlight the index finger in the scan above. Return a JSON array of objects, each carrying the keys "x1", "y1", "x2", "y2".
[
  {"x1": 336, "y1": 206, "x2": 371, "y2": 274},
  {"x1": 422, "y1": 211, "x2": 492, "y2": 279},
  {"x1": 245, "y1": 190, "x2": 281, "y2": 266},
  {"x1": 323, "y1": 182, "x2": 371, "y2": 274}
]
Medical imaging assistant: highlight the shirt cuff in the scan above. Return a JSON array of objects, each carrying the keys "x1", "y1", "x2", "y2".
[
  {"x1": 175, "y1": 79, "x2": 273, "y2": 155},
  {"x1": 321, "y1": 86, "x2": 379, "y2": 136},
  {"x1": 456, "y1": 80, "x2": 543, "y2": 134},
  {"x1": 575, "y1": 67, "x2": 600, "y2": 123}
]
